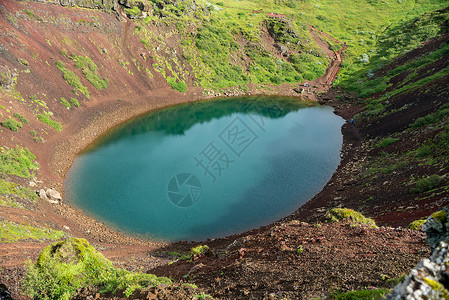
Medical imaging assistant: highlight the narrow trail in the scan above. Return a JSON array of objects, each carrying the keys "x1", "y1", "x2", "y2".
[{"x1": 295, "y1": 25, "x2": 347, "y2": 100}]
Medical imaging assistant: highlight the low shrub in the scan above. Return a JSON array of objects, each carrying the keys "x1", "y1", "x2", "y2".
[
  {"x1": 167, "y1": 77, "x2": 187, "y2": 92},
  {"x1": 69, "y1": 97, "x2": 80, "y2": 107},
  {"x1": 415, "y1": 145, "x2": 432, "y2": 157},
  {"x1": 60, "y1": 97, "x2": 71, "y2": 108},
  {"x1": 410, "y1": 174, "x2": 443, "y2": 193},
  {"x1": 37, "y1": 114, "x2": 63, "y2": 132},
  {"x1": 13, "y1": 113, "x2": 29, "y2": 124},
  {"x1": 56, "y1": 61, "x2": 90, "y2": 98},
  {"x1": 1, "y1": 118, "x2": 22, "y2": 131},
  {"x1": 376, "y1": 137, "x2": 399, "y2": 148}
]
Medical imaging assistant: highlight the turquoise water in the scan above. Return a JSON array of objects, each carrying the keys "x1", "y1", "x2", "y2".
[{"x1": 64, "y1": 96, "x2": 344, "y2": 242}]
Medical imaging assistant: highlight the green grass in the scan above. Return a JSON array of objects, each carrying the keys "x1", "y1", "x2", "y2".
[
  {"x1": 410, "y1": 174, "x2": 443, "y2": 193},
  {"x1": 326, "y1": 208, "x2": 377, "y2": 228},
  {"x1": 341, "y1": 6, "x2": 449, "y2": 96},
  {"x1": 0, "y1": 178, "x2": 37, "y2": 202},
  {"x1": 60, "y1": 97, "x2": 71, "y2": 109},
  {"x1": 407, "y1": 218, "x2": 427, "y2": 230},
  {"x1": 56, "y1": 61, "x2": 90, "y2": 98},
  {"x1": 330, "y1": 287, "x2": 390, "y2": 300},
  {"x1": 1, "y1": 118, "x2": 22, "y2": 131},
  {"x1": 69, "y1": 97, "x2": 80, "y2": 107},
  {"x1": 37, "y1": 114, "x2": 63, "y2": 132},
  {"x1": 23, "y1": 238, "x2": 172, "y2": 299},
  {"x1": 13, "y1": 112, "x2": 29, "y2": 124},
  {"x1": 0, "y1": 146, "x2": 38, "y2": 178},
  {"x1": 0, "y1": 220, "x2": 65, "y2": 243},
  {"x1": 74, "y1": 56, "x2": 108, "y2": 90},
  {"x1": 376, "y1": 137, "x2": 399, "y2": 148},
  {"x1": 167, "y1": 76, "x2": 187, "y2": 92}
]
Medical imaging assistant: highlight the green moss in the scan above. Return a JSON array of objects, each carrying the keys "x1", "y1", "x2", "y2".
[
  {"x1": 0, "y1": 220, "x2": 65, "y2": 243},
  {"x1": 423, "y1": 277, "x2": 449, "y2": 299},
  {"x1": 191, "y1": 245, "x2": 210, "y2": 256},
  {"x1": 23, "y1": 238, "x2": 172, "y2": 299},
  {"x1": 407, "y1": 218, "x2": 427, "y2": 230},
  {"x1": 326, "y1": 208, "x2": 377, "y2": 228},
  {"x1": 431, "y1": 210, "x2": 447, "y2": 223}
]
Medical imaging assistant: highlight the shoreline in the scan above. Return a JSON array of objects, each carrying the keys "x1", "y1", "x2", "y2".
[{"x1": 38, "y1": 85, "x2": 319, "y2": 250}]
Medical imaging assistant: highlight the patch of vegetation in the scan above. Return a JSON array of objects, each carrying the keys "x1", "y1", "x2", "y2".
[
  {"x1": 13, "y1": 112, "x2": 29, "y2": 124},
  {"x1": 23, "y1": 238, "x2": 171, "y2": 299},
  {"x1": 193, "y1": 293, "x2": 214, "y2": 299},
  {"x1": 69, "y1": 97, "x2": 80, "y2": 107},
  {"x1": 124, "y1": 6, "x2": 141, "y2": 18},
  {"x1": 376, "y1": 137, "x2": 399, "y2": 148},
  {"x1": 325, "y1": 208, "x2": 377, "y2": 228},
  {"x1": 167, "y1": 76, "x2": 187, "y2": 92},
  {"x1": 407, "y1": 218, "x2": 427, "y2": 231},
  {"x1": 0, "y1": 178, "x2": 37, "y2": 202},
  {"x1": 416, "y1": 145, "x2": 433, "y2": 158},
  {"x1": 191, "y1": 245, "x2": 210, "y2": 256},
  {"x1": 74, "y1": 56, "x2": 108, "y2": 90},
  {"x1": 60, "y1": 97, "x2": 71, "y2": 109},
  {"x1": 1, "y1": 118, "x2": 22, "y2": 131},
  {"x1": 430, "y1": 210, "x2": 447, "y2": 223},
  {"x1": 0, "y1": 220, "x2": 64, "y2": 243},
  {"x1": 0, "y1": 146, "x2": 38, "y2": 178},
  {"x1": 37, "y1": 113, "x2": 63, "y2": 132},
  {"x1": 330, "y1": 287, "x2": 390, "y2": 300},
  {"x1": 410, "y1": 103, "x2": 449, "y2": 129},
  {"x1": 340, "y1": 4, "x2": 449, "y2": 92},
  {"x1": 56, "y1": 61, "x2": 90, "y2": 98},
  {"x1": 410, "y1": 174, "x2": 443, "y2": 194}
]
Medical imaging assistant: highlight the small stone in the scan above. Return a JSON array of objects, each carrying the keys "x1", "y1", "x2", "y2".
[{"x1": 46, "y1": 188, "x2": 62, "y2": 202}]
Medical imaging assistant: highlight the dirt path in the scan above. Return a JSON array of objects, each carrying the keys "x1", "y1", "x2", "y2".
[{"x1": 294, "y1": 26, "x2": 346, "y2": 100}]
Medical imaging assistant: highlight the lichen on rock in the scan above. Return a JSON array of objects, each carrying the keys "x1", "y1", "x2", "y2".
[{"x1": 422, "y1": 205, "x2": 449, "y2": 251}]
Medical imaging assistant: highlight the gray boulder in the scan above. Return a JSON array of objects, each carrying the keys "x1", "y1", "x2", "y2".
[
  {"x1": 423, "y1": 205, "x2": 449, "y2": 251},
  {"x1": 387, "y1": 240, "x2": 449, "y2": 300}
]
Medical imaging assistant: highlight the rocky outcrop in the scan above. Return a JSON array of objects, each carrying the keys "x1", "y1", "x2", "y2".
[
  {"x1": 388, "y1": 205, "x2": 449, "y2": 299},
  {"x1": 0, "y1": 283, "x2": 13, "y2": 300},
  {"x1": 38, "y1": 188, "x2": 62, "y2": 204},
  {"x1": 423, "y1": 204, "x2": 449, "y2": 251},
  {"x1": 387, "y1": 240, "x2": 449, "y2": 300}
]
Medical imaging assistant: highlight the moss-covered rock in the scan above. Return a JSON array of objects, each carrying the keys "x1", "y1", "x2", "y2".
[
  {"x1": 23, "y1": 238, "x2": 171, "y2": 299},
  {"x1": 325, "y1": 208, "x2": 377, "y2": 228},
  {"x1": 407, "y1": 218, "x2": 427, "y2": 231},
  {"x1": 423, "y1": 204, "x2": 449, "y2": 251}
]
